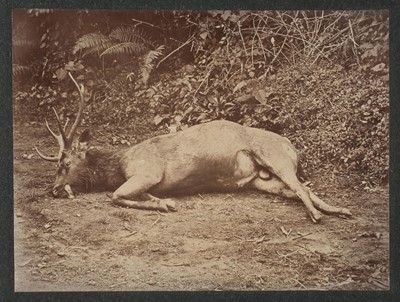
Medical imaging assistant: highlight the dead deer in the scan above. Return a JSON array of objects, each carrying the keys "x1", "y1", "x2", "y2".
[{"x1": 34, "y1": 72, "x2": 352, "y2": 223}]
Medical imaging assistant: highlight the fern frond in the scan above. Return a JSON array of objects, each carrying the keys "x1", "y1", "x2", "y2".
[
  {"x1": 13, "y1": 64, "x2": 31, "y2": 78},
  {"x1": 13, "y1": 39, "x2": 36, "y2": 48},
  {"x1": 109, "y1": 26, "x2": 156, "y2": 49},
  {"x1": 141, "y1": 45, "x2": 165, "y2": 84},
  {"x1": 27, "y1": 9, "x2": 53, "y2": 16},
  {"x1": 73, "y1": 33, "x2": 113, "y2": 56},
  {"x1": 109, "y1": 26, "x2": 137, "y2": 42},
  {"x1": 143, "y1": 45, "x2": 165, "y2": 66},
  {"x1": 100, "y1": 42, "x2": 147, "y2": 57}
]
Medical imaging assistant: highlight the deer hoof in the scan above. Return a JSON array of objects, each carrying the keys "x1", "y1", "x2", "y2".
[
  {"x1": 310, "y1": 210, "x2": 322, "y2": 223},
  {"x1": 165, "y1": 199, "x2": 177, "y2": 212},
  {"x1": 157, "y1": 199, "x2": 177, "y2": 212},
  {"x1": 340, "y1": 208, "x2": 352, "y2": 216}
]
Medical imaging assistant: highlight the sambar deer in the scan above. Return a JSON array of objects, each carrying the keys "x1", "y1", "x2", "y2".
[{"x1": 35, "y1": 73, "x2": 352, "y2": 223}]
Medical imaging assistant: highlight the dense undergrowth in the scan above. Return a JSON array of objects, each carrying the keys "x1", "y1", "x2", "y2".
[{"x1": 13, "y1": 10, "x2": 389, "y2": 185}]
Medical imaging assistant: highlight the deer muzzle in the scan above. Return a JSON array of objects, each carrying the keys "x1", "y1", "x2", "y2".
[
  {"x1": 52, "y1": 184, "x2": 75, "y2": 199},
  {"x1": 64, "y1": 184, "x2": 75, "y2": 198}
]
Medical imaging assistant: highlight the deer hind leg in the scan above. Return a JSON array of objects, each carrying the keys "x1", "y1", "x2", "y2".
[
  {"x1": 112, "y1": 175, "x2": 176, "y2": 212},
  {"x1": 251, "y1": 174, "x2": 321, "y2": 222},
  {"x1": 252, "y1": 147, "x2": 326, "y2": 222},
  {"x1": 307, "y1": 191, "x2": 352, "y2": 216},
  {"x1": 280, "y1": 179, "x2": 321, "y2": 222},
  {"x1": 251, "y1": 176, "x2": 297, "y2": 198},
  {"x1": 252, "y1": 177, "x2": 352, "y2": 217},
  {"x1": 260, "y1": 170, "x2": 322, "y2": 223}
]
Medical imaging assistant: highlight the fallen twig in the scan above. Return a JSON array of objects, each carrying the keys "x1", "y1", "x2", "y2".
[
  {"x1": 123, "y1": 231, "x2": 138, "y2": 238},
  {"x1": 39, "y1": 259, "x2": 67, "y2": 269},
  {"x1": 280, "y1": 226, "x2": 292, "y2": 237},
  {"x1": 295, "y1": 244, "x2": 320, "y2": 257},
  {"x1": 194, "y1": 66, "x2": 213, "y2": 96},
  {"x1": 131, "y1": 17, "x2": 162, "y2": 29},
  {"x1": 292, "y1": 278, "x2": 307, "y2": 289},
  {"x1": 110, "y1": 281, "x2": 127, "y2": 288},
  {"x1": 371, "y1": 279, "x2": 388, "y2": 289},
  {"x1": 291, "y1": 232, "x2": 312, "y2": 240},
  {"x1": 156, "y1": 210, "x2": 167, "y2": 216},
  {"x1": 234, "y1": 235, "x2": 244, "y2": 240},
  {"x1": 348, "y1": 19, "x2": 361, "y2": 66},
  {"x1": 123, "y1": 223, "x2": 132, "y2": 232},
  {"x1": 277, "y1": 249, "x2": 300, "y2": 258},
  {"x1": 18, "y1": 259, "x2": 32, "y2": 267},
  {"x1": 255, "y1": 235, "x2": 270, "y2": 244},
  {"x1": 148, "y1": 214, "x2": 161, "y2": 231}
]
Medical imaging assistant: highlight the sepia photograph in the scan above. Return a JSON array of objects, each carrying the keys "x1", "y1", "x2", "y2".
[{"x1": 12, "y1": 8, "x2": 389, "y2": 293}]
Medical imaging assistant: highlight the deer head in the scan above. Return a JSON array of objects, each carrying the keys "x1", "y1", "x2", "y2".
[{"x1": 35, "y1": 72, "x2": 89, "y2": 198}]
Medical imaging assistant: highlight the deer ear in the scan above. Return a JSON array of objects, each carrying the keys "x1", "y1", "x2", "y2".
[{"x1": 78, "y1": 129, "x2": 91, "y2": 151}]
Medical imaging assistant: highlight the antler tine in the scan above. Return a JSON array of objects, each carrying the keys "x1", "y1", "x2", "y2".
[
  {"x1": 34, "y1": 116, "x2": 66, "y2": 162},
  {"x1": 47, "y1": 114, "x2": 66, "y2": 150},
  {"x1": 34, "y1": 146, "x2": 60, "y2": 162},
  {"x1": 63, "y1": 118, "x2": 70, "y2": 132},
  {"x1": 66, "y1": 72, "x2": 85, "y2": 144},
  {"x1": 52, "y1": 107, "x2": 69, "y2": 146},
  {"x1": 46, "y1": 115, "x2": 69, "y2": 138},
  {"x1": 45, "y1": 118, "x2": 58, "y2": 139}
]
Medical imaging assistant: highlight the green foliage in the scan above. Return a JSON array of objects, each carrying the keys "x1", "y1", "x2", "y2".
[
  {"x1": 13, "y1": 10, "x2": 389, "y2": 186},
  {"x1": 141, "y1": 45, "x2": 165, "y2": 84},
  {"x1": 73, "y1": 26, "x2": 156, "y2": 58},
  {"x1": 144, "y1": 60, "x2": 388, "y2": 184},
  {"x1": 73, "y1": 33, "x2": 114, "y2": 57},
  {"x1": 27, "y1": 9, "x2": 53, "y2": 16},
  {"x1": 143, "y1": 11, "x2": 388, "y2": 184},
  {"x1": 12, "y1": 38, "x2": 37, "y2": 80},
  {"x1": 13, "y1": 39, "x2": 37, "y2": 48},
  {"x1": 108, "y1": 26, "x2": 155, "y2": 52},
  {"x1": 260, "y1": 64, "x2": 389, "y2": 184},
  {"x1": 73, "y1": 27, "x2": 153, "y2": 58},
  {"x1": 13, "y1": 10, "x2": 79, "y2": 84},
  {"x1": 13, "y1": 64, "x2": 31, "y2": 78},
  {"x1": 73, "y1": 26, "x2": 164, "y2": 84},
  {"x1": 186, "y1": 10, "x2": 388, "y2": 96}
]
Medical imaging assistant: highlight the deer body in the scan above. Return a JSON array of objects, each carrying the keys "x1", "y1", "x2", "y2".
[
  {"x1": 35, "y1": 73, "x2": 352, "y2": 223},
  {"x1": 64, "y1": 121, "x2": 282, "y2": 194},
  {"x1": 121, "y1": 120, "x2": 281, "y2": 195}
]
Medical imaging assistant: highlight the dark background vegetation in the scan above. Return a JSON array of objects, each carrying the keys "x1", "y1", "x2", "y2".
[{"x1": 13, "y1": 9, "x2": 389, "y2": 187}]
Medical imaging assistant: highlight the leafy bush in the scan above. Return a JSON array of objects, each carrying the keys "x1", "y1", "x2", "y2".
[{"x1": 13, "y1": 10, "x2": 389, "y2": 185}]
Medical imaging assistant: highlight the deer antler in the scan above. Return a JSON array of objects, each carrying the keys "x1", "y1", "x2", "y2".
[
  {"x1": 34, "y1": 72, "x2": 85, "y2": 161},
  {"x1": 65, "y1": 72, "x2": 85, "y2": 148},
  {"x1": 34, "y1": 114, "x2": 68, "y2": 162}
]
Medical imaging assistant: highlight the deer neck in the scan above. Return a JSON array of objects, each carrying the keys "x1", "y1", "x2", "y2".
[{"x1": 83, "y1": 148, "x2": 127, "y2": 191}]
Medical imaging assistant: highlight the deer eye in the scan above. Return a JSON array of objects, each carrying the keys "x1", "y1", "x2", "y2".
[{"x1": 65, "y1": 161, "x2": 71, "y2": 167}]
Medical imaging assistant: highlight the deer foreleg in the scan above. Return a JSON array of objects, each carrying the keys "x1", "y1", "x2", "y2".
[
  {"x1": 114, "y1": 197, "x2": 176, "y2": 212},
  {"x1": 112, "y1": 176, "x2": 176, "y2": 212}
]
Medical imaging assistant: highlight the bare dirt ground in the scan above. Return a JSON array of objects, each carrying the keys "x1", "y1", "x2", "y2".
[{"x1": 13, "y1": 122, "x2": 389, "y2": 291}]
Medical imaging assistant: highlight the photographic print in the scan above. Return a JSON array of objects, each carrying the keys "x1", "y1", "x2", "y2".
[{"x1": 12, "y1": 9, "x2": 389, "y2": 292}]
